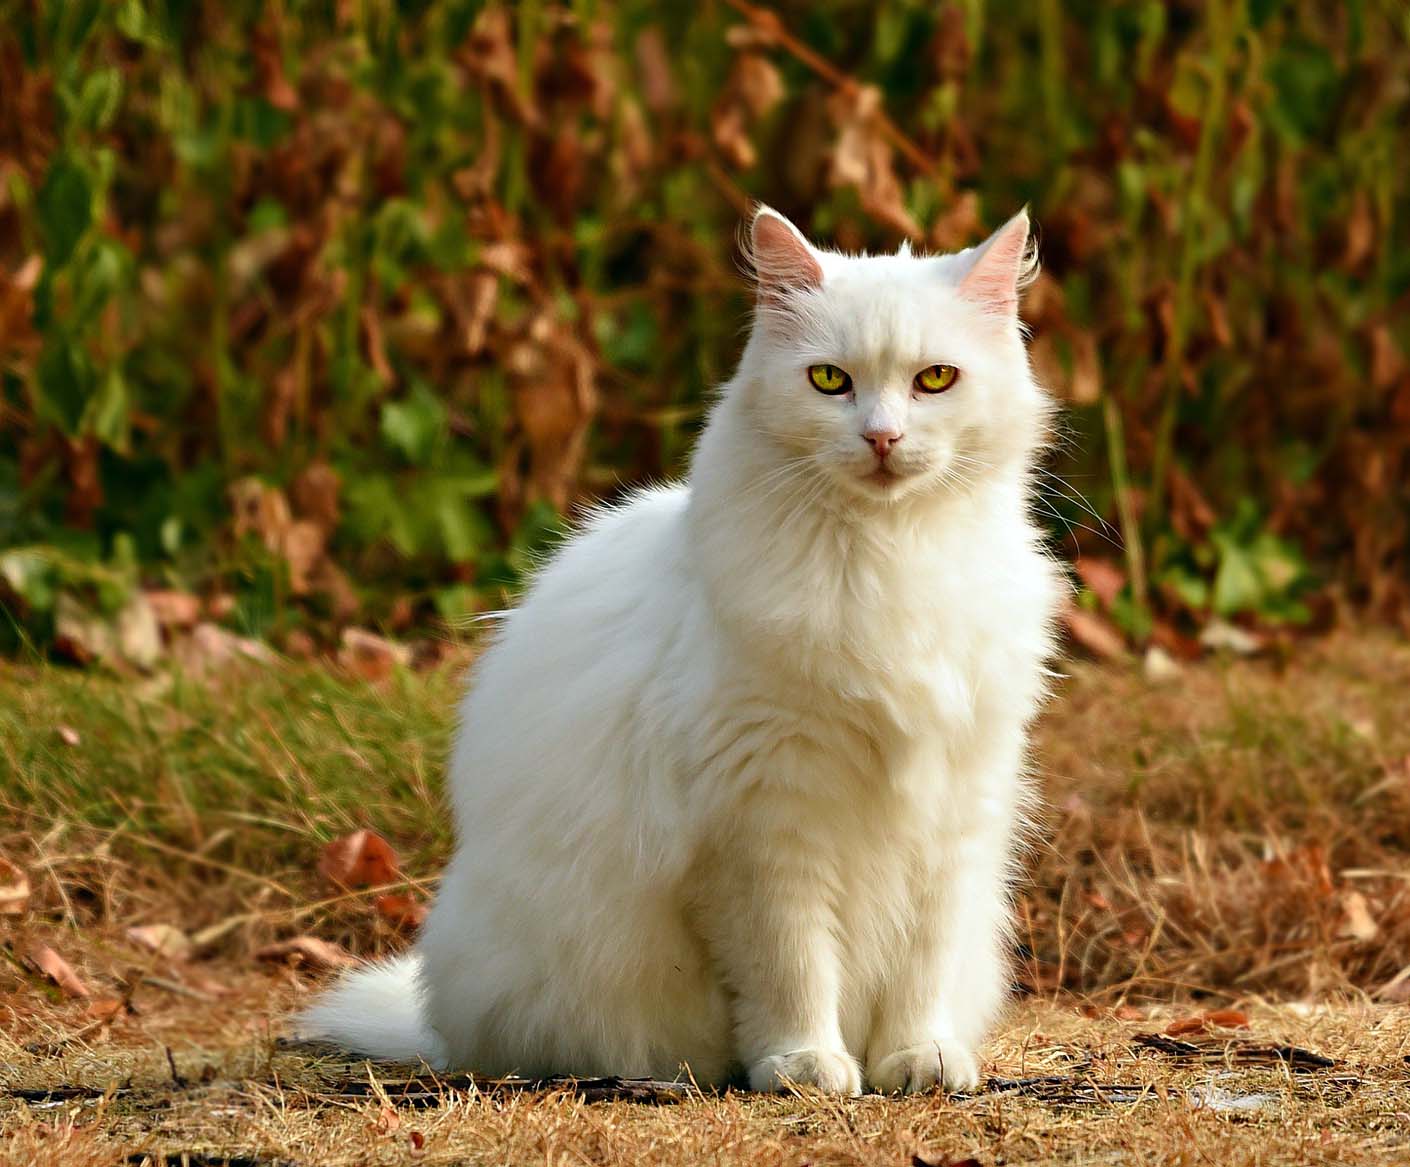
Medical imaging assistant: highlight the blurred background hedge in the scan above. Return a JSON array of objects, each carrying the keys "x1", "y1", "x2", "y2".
[{"x1": 1, "y1": 0, "x2": 1407, "y2": 657}]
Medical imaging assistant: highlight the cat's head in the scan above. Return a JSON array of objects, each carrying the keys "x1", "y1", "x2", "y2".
[{"x1": 735, "y1": 206, "x2": 1051, "y2": 503}]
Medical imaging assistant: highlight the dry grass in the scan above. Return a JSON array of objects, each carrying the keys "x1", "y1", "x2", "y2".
[
  {"x1": 3, "y1": 991, "x2": 1408, "y2": 1166},
  {"x1": 1027, "y1": 632, "x2": 1410, "y2": 1002},
  {"x1": 3, "y1": 631, "x2": 1410, "y2": 1164}
]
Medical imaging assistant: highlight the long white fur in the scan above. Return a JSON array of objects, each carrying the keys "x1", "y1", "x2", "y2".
[{"x1": 298, "y1": 207, "x2": 1064, "y2": 1095}]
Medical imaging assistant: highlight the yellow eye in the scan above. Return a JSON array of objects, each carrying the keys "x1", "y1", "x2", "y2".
[
  {"x1": 807, "y1": 364, "x2": 852, "y2": 395},
  {"x1": 915, "y1": 364, "x2": 959, "y2": 393}
]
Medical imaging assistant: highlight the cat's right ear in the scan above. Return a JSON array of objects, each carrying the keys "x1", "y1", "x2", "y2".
[{"x1": 748, "y1": 206, "x2": 823, "y2": 306}]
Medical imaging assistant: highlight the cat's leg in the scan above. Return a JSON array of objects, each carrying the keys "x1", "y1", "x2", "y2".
[
  {"x1": 699, "y1": 789, "x2": 862, "y2": 1096},
  {"x1": 866, "y1": 785, "x2": 1018, "y2": 1096}
]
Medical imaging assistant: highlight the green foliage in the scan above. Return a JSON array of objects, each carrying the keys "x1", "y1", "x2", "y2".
[{"x1": 0, "y1": 1, "x2": 1405, "y2": 649}]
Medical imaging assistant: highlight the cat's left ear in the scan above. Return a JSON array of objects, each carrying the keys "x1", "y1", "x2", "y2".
[{"x1": 956, "y1": 209, "x2": 1034, "y2": 318}]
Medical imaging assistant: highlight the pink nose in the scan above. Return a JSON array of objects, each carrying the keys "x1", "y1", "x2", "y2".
[{"x1": 864, "y1": 428, "x2": 903, "y2": 458}]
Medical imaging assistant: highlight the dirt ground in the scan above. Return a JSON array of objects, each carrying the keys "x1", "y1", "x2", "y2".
[
  {"x1": 3, "y1": 986, "x2": 1408, "y2": 1166},
  {"x1": 4, "y1": 633, "x2": 1410, "y2": 1164}
]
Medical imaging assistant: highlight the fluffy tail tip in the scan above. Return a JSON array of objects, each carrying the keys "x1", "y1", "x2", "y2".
[{"x1": 293, "y1": 954, "x2": 446, "y2": 1066}]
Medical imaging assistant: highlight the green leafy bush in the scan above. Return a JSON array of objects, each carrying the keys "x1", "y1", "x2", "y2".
[{"x1": 0, "y1": 1, "x2": 1405, "y2": 650}]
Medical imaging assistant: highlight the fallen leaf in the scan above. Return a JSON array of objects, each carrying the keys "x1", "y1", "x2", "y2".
[
  {"x1": 371, "y1": 1101, "x2": 401, "y2": 1135},
  {"x1": 255, "y1": 936, "x2": 359, "y2": 972},
  {"x1": 1377, "y1": 965, "x2": 1410, "y2": 1003},
  {"x1": 1165, "y1": 1009, "x2": 1251, "y2": 1037},
  {"x1": 319, "y1": 829, "x2": 401, "y2": 889},
  {"x1": 375, "y1": 893, "x2": 428, "y2": 933},
  {"x1": 0, "y1": 857, "x2": 31, "y2": 914},
  {"x1": 338, "y1": 627, "x2": 412, "y2": 683},
  {"x1": 282, "y1": 628, "x2": 318, "y2": 659},
  {"x1": 1337, "y1": 891, "x2": 1378, "y2": 943},
  {"x1": 1074, "y1": 558, "x2": 1125, "y2": 609},
  {"x1": 144, "y1": 589, "x2": 202, "y2": 630},
  {"x1": 1067, "y1": 330, "x2": 1103, "y2": 405},
  {"x1": 291, "y1": 461, "x2": 341, "y2": 534},
  {"x1": 85, "y1": 996, "x2": 128, "y2": 1022},
  {"x1": 633, "y1": 26, "x2": 676, "y2": 113},
  {"x1": 1262, "y1": 843, "x2": 1335, "y2": 897},
  {"x1": 1143, "y1": 645, "x2": 1183, "y2": 685},
  {"x1": 27, "y1": 942, "x2": 91, "y2": 998},
  {"x1": 732, "y1": 52, "x2": 784, "y2": 117},
  {"x1": 127, "y1": 924, "x2": 195, "y2": 963},
  {"x1": 172, "y1": 622, "x2": 276, "y2": 676},
  {"x1": 1199, "y1": 619, "x2": 1263, "y2": 656},
  {"x1": 179, "y1": 967, "x2": 231, "y2": 996},
  {"x1": 1062, "y1": 601, "x2": 1127, "y2": 659}
]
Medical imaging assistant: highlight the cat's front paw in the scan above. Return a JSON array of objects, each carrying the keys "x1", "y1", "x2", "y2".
[
  {"x1": 749, "y1": 1047, "x2": 863, "y2": 1095},
  {"x1": 868, "y1": 1039, "x2": 980, "y2": 1095}
]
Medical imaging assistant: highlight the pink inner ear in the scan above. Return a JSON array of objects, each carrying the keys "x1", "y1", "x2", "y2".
[
  {"x1": 752, "y1": 212, "x2": 823, "y2": 300},
  {"x1": 957, "y1": 214, "x2": 1030, "y2": 316}
]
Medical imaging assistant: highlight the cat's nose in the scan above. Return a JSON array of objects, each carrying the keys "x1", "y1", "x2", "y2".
[{"x1": 864, "y1": 427, "x2": 903, "y2": 458}]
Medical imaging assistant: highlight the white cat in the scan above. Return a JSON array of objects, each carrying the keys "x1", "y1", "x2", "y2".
[{"x1": 298, "y1": 206, "x2": 1063, "y2": 1095}]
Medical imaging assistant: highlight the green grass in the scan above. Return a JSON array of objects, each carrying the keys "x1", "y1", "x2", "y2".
[{"x1": 0, "y1": 655, "x2": 457, "y2": 873}]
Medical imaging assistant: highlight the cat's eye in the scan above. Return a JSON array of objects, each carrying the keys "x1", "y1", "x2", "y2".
[
  {"x1": 915, "y1": 364, "x2": 959, "y2": 393},
  {"x1": 808, "y1": 364, "x2": 852, "y2": 395}
]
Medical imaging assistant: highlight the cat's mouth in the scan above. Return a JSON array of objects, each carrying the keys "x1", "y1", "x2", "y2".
[{"x1": 862, "y1": 464, "x2": 904, "y2": 489}]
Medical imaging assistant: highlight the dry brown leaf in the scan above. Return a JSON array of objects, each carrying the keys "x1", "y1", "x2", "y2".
[
  {"x1": 1378, "y1": 965, "x2": 1410, "y2": 1003},
  {"x1": 1343, "y1": 191, "x2": 1375, "y2": 271},
  {"x1": 251, "y1": 24, "x2": 299, "y2": 112},
  {"x1": 291, "y1": 462, "x2": 341, "y2": 534},
  {"x1": 176, "y1": 622, "x2": 276, "y2": 676},
  {"x1": 1368, "y1": 323, "x2": 1407, "y2": 391},
  {"x1": 1062, "y1": 601, "x2": 1127, "y2": 659},
  {"x1": 27, "y1": 942, "x2": 91, "y2": 998},
  {"x1": 1074, "y1": 558, "x2": 1126, "y2": 609},
  {"x1": 509, "y1": 317, "x2": 598, "y2": 511},
  {"x1": 731, "y1": 52, "x2": 784, "y2": 118},
  {"x1": 144, "y1": 589, "x2": 202, "y2": 630},
  {"x1": 1262, "y1": 843, "x2": 1334, "y2": 897},
  {"x1": 633, "y1": 26, "x2": 676, "y2": 113},
  {"x1": 127, "y1": 923, "x2": 195, "y2": 963},
  {"x1": 177, "y1": 967, "x2": 232, "y2": 997},
  {"x1": 1083, "y1": 888, "x2": 1113, "y2": 912},
  {"x1": 1165, "y1": 1009, "x2": 1251, "y2": 1037},
  {"x1": 85, "y1": 996, "x2": 129, "y2": 1022},
  {"x1": 375, "y1": 892, "x2": 429, "y2": 933},
  {"x1": 281, "y1": 519, "x2": 327, "y2": 595},
  {"x1": 338, "y1": 627, "x2": 412, "y2": 682},
  {"x1": 929, "y1": 191, "x2": 982, "y2": 250},
  {"x1": 370, "y1": 1101, "x2": 401, "y2": 1135},
  {"x1": 1143, "y1": 645, "x2": 1183, "y2": 685},
  {"x1": 319, "y1": 829, "x2": 401, "y2": 889},
  {"x1": 710, "y1": 102, "x2": 756, "y2": 170},
  {"x1": 282, "y1": 628, "x2": 318, "y2": 659},
  {"x1": 824, "y1": 85, "x2": 921, "y2": 239},
  {"x1": 1068, "y1": 329, "x2": 1103, "y2": 405},
  {"x1": 1337, "y1": 890, "x2": 1379, "y2": 943},
  {"x1": 54, "y1": 591, "x2": 163, "y2": 670},
  {"x1": 255, "y1": 936, "x2": 359, "y2": 972},
  {"x1": 0, "y1": 857, "x2": 30, "y2": 915}
]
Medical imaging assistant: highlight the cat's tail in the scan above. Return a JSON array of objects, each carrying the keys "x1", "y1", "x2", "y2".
[{"x1": 294, "y1": 953, "x2": 447, "y2": 1065}]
